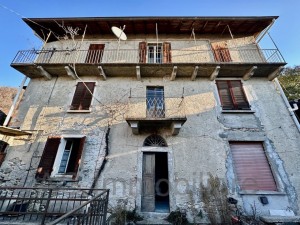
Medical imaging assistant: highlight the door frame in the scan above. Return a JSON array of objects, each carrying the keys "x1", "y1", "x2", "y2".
[{"x1": 136, "y1": 146, "x2": 175, "y2": 213}]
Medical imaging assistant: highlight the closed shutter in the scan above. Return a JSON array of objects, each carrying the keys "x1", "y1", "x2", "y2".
[
  {"x1": 163, "y1": 42, "x2": 171, "y2": 63},
  {"x1": 85, "y1": 44, "x2": 105, "y2": 63},
  {"x1": 211, "y1": 42, "x2": 232, "y2": 62},
  {"x1": 230, "y1": 142, "x2": 277, "y2": 191},
  {"x1": 141, "y1": 153, "x2": 155, "y2": 212},
  {"x1": 216, "y1": 80, "x2": 250, "y2": 110},
  {"x1": 230, "y1": 80, "x2": 250, "y2": 110},
  {"x1": 36, "y1": 137, "x2": 61, "y2": 180},
  {"x1": 67, "y1": 137, "x2": 86, "y2": 179},
  {"x1": 139, "y1": 42, "x2": 147, "y2": 63},
  {"x1": 70, "y1": 82, "x2": 95, "y2": 110},
  {"x1": 216, "y1": 81, "x2": 234, "y2": 110}
]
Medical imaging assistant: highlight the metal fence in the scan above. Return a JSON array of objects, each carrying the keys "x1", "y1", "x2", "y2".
[
  {"x1": 0, "y1": 187, "x2": 109, "y2": 225},
  {"x1": 11, "y1": 48, "x2": 285, "y2": 65}
]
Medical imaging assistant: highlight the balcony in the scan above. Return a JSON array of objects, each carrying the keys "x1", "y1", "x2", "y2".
[
  {"x1": 125, "y1": 97, "x2": 186, "y2": 135},
  {"x1": 0, "y1": 187, "x2": 109, "y2": 225},
  {"x1": 11, "y1": 48, "x2": 285, "y2": 81}
]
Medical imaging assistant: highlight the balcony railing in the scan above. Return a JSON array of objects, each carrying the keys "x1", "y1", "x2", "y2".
[
  {"x1": 126, "y1": 97, "x2": 185, "y2": 119},
  {"x1": 0, "y1": 187, "x2": 109, "y2": 225},
  {"x1": 11, "y1": 48, "x2": 285, "y2": 65}
]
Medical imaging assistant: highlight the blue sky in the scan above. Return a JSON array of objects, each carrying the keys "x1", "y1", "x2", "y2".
[{"x1": 0, "y1": 0, "x2": 299, "y2": 87}]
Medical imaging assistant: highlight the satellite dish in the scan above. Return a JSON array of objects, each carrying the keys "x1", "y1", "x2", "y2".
[{"x1": 111, "y1": 26, "x2": 127, "y2": 41}]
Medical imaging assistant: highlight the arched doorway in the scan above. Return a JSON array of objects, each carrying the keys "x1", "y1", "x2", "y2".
[{"x1": 141, "y1": 135, "x2": 169, "y2": 213}]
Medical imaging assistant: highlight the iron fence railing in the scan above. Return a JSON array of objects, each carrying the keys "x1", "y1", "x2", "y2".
[
  {"x1": 0, "y1": 187, "x2": 109, "y2": 225},
  {"x1": 11, "y1": 48, "x2": 285, "y2": 65},
  {"x1": 126, "y1": 97, "x2": 185, "y2": 119}
]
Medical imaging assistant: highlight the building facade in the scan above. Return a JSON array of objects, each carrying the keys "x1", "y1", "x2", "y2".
[{"x1": 1, "y1": 16, "x2": 300, "y2": 223}]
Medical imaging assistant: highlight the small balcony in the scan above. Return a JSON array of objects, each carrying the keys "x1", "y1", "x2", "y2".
[
  {"x1": 0, "y1": 187, "x2": 109, "y2": 225},
  {"x1": 125, "y1": 96, "x2": 186, "y2": 135},
  {"x1": 11, "y1": 48, "x2": 285, "y2": 80}
]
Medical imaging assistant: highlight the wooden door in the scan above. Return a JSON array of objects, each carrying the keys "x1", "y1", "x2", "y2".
[
  {"x1": 141, "y1": 153, "x2": 155, "y2": 212},
  {"x1": 85, "y1": 44, "x2": 105, "y2": 63}
]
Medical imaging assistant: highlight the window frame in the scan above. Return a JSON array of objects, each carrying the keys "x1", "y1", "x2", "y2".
[
  {"x1": 146, "y1": 86, "x2": 165, "y2": 118},
  {"x1": 36, "y1": 135, "x2": 86, "y2": 180},
  {"x1": 216, "y1": 79, "x2": 251, "y2": 111},
  {"x1": 68, "y1": 82, "x2": 96, "y2": 112}
]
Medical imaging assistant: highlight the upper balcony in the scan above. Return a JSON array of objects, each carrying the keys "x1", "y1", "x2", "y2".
[{"x1": 11, "y1": 47, "x2": 285, "y2": 81}]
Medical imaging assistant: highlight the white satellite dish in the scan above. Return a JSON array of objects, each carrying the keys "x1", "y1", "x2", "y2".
[{"x1": 111, "y1": 26, "x2": 127, "y2": 41}]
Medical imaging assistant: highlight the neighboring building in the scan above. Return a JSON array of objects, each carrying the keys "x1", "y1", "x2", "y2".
[{"x1": 0, "y1": 16, "x2": 299, "y2": 224}]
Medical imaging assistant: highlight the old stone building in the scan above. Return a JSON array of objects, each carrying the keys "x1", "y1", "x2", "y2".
[{"x1": 0, "y1": 16, "x2": 300, "y2": 224}]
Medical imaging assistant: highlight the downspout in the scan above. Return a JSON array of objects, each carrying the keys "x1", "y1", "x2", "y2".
[
  {"x1": 274, "y1": 78, "x2": 300, "y2": 132},
  {"x1": 3, "y1": 77, "x2": 27, "y2": 127}
]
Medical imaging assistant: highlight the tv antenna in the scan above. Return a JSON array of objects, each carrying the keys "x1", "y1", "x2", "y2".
[{"x1": 111, "y1": 26, "x2": 127, "y2": 60}]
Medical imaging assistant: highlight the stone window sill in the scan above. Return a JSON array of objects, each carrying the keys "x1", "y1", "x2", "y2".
[
  {"x1": 221, "y1": 109, "x2": 255, "y2": 114},
  {"x1": 67, "y1": 109, "x2": 91, "y2": 113},
  {"x1": 239, "y1": 190, "x2": 285, "y2": 195}
]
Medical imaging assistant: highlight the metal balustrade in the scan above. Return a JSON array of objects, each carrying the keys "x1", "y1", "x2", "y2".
[
  {"x1": 11, "y1": 48, "x2": 285, "y2": 65},
  {"x1": 126, "y1": 97, "x2": 185, "y2": 119},
  {"x1": 0, "y1": 187, "x2": 109, "y2": 225}
]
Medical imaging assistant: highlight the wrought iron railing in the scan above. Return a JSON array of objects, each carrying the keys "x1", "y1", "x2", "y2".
[
  {"x1": 0, "y1": 187, "x2": 109, "y2": 225},
  {"x1": 11, "y1": 48, "x2": 285, "y2": 65},
  {"x1": 126, "y1": 97, "x2": 185, "y2": 119}
]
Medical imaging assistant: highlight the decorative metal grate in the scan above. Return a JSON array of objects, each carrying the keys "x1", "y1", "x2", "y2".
[{"x1": 143, "y1": 134, "x2": 167, "y2": 147}]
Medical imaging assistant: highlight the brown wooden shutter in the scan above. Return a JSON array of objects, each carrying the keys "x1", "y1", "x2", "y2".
[
  {"x1": 70, "y1": 82, "x2": 95, "y2": 110},
  {"x1": 163, "y1": 42, "x2": 171, "y2": 63},
  {"x1": 68, "y1": 137, "x2": 86, "y2": 179},
  {"x1": 211, "y1": 42, "x2": 232, "y2": 62},
  {"x1": 85, "y1": 44, "x2": 105, "y2": 63},
  {"x1": 216, "y1": 81, "x2": 234, "y2": 110},
  {"x1": 141, "y1": 153, "x2": 155, "y2": 212},
  {"x1": 216, "y1": 80, "x2": 250, "y2": 110},
  {"x1": 230, "y1": 142, "x2": 277, "y2": 191},
  {"x1": 139, "y1": 42, "x2": 147, "y2": 63},
  {"x1": 36, "y1": 137, "x2": 61, "y2": 180},
  {"x1": 230, "y1": 80, "x2": 250, "y2": 110}
]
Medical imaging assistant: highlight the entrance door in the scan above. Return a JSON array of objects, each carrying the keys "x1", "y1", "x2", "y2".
[
  {"x1": 141, "y1": 152, "x2": 169, "y2": 212},
  {"x1": 85, "y1": 44, "x2": 105, "y2": 63}
]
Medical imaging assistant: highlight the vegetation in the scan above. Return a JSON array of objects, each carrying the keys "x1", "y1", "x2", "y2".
[
  {"x1": 108, "y1": 202, "x2": 143, "y2": 225},
  {"x1": 165, "y1": 209, "x2": 189, "y2": 225},
  {"x1": 278, "y1": 66, "x2": 300, "y2": 101}
]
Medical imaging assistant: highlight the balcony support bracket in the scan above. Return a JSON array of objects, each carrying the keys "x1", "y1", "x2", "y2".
[
  {"x1": 136, "y1": 66, "x2": 141, "y2": 81},
  {"x1": 209, "y1": 66, "x2": 221, "y2": 81},
  {"x1": 191, "y1": 66, "x2": 199, "y2": 81},
  {"x1": 171, "y1": 121, "x2": 183, "y2": 135},
  {"x1": 243, "y1": 66, "x2": 257, "y2": 80},
  {"x1": 37, "y1": 66, "x2": 52, "y2": 80},
  {"x1": 98, "y1": 66, "x2": 107, "y2": 80},
  {"x1": 171, "y1": 66, "x2": 178, "y2": 81},
  {"x1": 268, "y1": 66, "x2": 284, "y2": 81},
  {"x1": 127, "y1": 121, "x2": 139, "y2": 135},
  {"x1": 64, "y1": 66, "x2": 77, "y2": 80}
]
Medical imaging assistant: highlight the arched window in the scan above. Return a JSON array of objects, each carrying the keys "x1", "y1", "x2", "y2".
[{"x1": 143, "y1": 134, "x2": 167, "y2": 147}]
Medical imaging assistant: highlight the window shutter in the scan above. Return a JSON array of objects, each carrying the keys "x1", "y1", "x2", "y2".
[
  {"x1": 211, "y1": 42, "x2": 232, "y2": 62},
  {"x1": 230, "y1": 81, "x2": 250, "y2": 110},
  {"x1": 70, "y1": 82, "x2": 95, "y2": 110},
  {"x1": 85, "y1": 44, "x2": 105, "y2": 63},
  {"x1": 216, "y1": 81, "x2": 234, "y2": 109},
  {"x1": 163, "y1": 42, "x2": 171, "y2": 63},
  {"x1": 230, "y1": 142, "x2": 277, "y2": 191},
  {"x1": 139, "y1": 42, "x2": 147, "y2": 63},
  {"x1": 36, "y1": 137, "x2": 61, "y2": 180},
  {"x1": 71, "y1": 137, "x2": 86, "y2": 179}
]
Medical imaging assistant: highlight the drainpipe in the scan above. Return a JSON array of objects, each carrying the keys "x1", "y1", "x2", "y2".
[
  {"x1": 3, "y1": 77, "x2": 27, "y2": 127},
  {"x1": 274, "y1": 78, "x2": 300, "y2": 132}
]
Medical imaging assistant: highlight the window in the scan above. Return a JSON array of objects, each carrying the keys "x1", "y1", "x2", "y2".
[
  {"x1": 36, "y1": 136, "x2": 85, "y2": 180},
  {"x1": 139, "y1": 42, "x2": 171, "y2": 63},
  {"x1": 85, "y1": 44, "x2": 105, "y2": 63},
  {"x1": 146, "y1": 87, "x2": 165, "y2": 118},
  {"x1": 216, "y1": 80, "x2": 250, "y2": 110},
  {"x1": 211, "y1": 42, "x2": 232, "y2": 62},
  {"x1": 229, "y1": 142, "x2": 277, "y2": 191},
  {"x1": 70, "y1": 82, "x2": 95, "y2": 110}
]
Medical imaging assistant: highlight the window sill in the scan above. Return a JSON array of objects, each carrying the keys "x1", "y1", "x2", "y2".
[
  {"x1": 221, "y1": 109, "x2": 255, "y2": 114},
  {"x1": 239, "y1": 190, "x2": 286, "y2": 195},
  {"x1": 67, "y1": 109, "x2": 91, "y2": 113}
]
